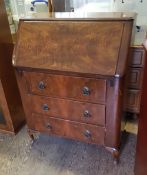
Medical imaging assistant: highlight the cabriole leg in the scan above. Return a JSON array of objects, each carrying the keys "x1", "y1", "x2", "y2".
[
  {"x1": 28, "y1": 129, "x2": 35, "y2": 141},
  {"x1": 105, "y1": 147, "x2": 120, "y2": 164}
]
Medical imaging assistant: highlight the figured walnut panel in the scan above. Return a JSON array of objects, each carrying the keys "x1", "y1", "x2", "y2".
[{"x1": 14, "y1": 21, "x2": 124, "y2": 75}]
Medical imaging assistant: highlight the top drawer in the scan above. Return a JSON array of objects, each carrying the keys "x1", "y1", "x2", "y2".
[
  {"x1": 129, "y1": 47, "x2": 146, "y2": 68},
  {"x1": 24, "y1": 72, "x2": 106, "y2": 104}
]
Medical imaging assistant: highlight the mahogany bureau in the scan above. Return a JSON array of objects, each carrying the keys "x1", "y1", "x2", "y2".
[{"x1": 13, "y1": 12, "x2": 135, "y2": 162}]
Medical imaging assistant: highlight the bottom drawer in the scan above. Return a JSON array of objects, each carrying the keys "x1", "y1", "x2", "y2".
[
  {"x1": 30, "y1": 113, "x2": 105, "y2": 145},
  {"x1": 125, "y1": 90, "x2": 141, "y2": 113}
]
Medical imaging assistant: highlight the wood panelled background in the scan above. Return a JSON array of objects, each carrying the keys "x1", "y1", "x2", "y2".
[
  {"x1": 0, "y1": 0, "x2": 12, "y2": 44},
  {"x1": 0, "y1": 0, "x2": 25, "y2": 133}
]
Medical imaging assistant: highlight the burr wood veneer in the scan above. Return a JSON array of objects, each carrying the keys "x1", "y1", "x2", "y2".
[{"x1": 13, "y1": 12, "x2": 135, "y2": 162}]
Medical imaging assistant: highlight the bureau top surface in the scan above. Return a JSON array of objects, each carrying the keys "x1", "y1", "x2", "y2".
[
  {"x1": 13, "y1": 12, "x2": 135, "y2": 76},
  {"x1": 21, "y1": 12, "x2": 136, "y2": 21}
]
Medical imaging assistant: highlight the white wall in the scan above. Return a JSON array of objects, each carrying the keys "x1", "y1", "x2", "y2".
[
  {"x1": 9, "y1": 0, "x2": 147, "y2": 26},
  {"x1": 69, "y1": 0, "x2": 147, "y2": 26},
  {"x1": 70, "y1": 0, "x2": 113, "y2": 12},
  {"x1": 112, "y1": 0, "x2": 147, "y2": 26}
]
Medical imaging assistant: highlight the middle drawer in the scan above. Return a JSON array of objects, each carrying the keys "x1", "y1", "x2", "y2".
[{"x1": 29, "y1": 95, "x2": 105, "y2": 126}]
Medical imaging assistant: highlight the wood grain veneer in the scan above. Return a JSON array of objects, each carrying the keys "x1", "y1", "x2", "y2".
[{"x1": 13, "y1": 13, "x2": 135, "y2": 162}]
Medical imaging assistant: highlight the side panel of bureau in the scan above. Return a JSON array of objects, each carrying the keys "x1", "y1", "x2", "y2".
[{"x1": 105, "y1": 77, "x2": 123, "y2": 148}]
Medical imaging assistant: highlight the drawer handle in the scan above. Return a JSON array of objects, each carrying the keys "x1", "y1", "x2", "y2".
[
  {"x1": 83, "y1": 110, "x2": 91, "y2": 118},
  {"x1": 38, "y1": 81, "x2": 45, "y2": 90},
  {"x1": 83, "y1": 130, "x2": 91, "y2": 138},
  {"x1": 46, "y1": 123, "x2": 52, "y2": 130},
  {"x1": 42, "y1": 104, "x2": 49, "y2": 111},
  {"x1": 82, "y1": 86, "x2": 91, "y2": 96}
]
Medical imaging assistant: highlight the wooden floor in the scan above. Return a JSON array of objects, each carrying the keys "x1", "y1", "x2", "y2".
[
  {"x1": 0, "y1": 126, "x2": 136, "y2": 175},
  {"x1": 125, "y1": 118, "x2": 138, "y2": 135}
]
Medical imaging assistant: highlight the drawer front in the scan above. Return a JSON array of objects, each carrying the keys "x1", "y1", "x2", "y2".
[
  {"x1": 24, "y1": 72, "x2": 106, "y2": 103},
  {"x1": 29, "y1": 95, "x2": 105, "y2": 126},
  {"x1": 125, "y1": 90, "x2": 141, "y2": 113},
  {"x1": 130, "y1": 48, "x2": 145, "y2": 68},
  {"x1": 127, "y1": 68, "x2": 143, "y2": 89},
  {"x1": 30, "y1": 113, "x2": 105, "y2": 145}
]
